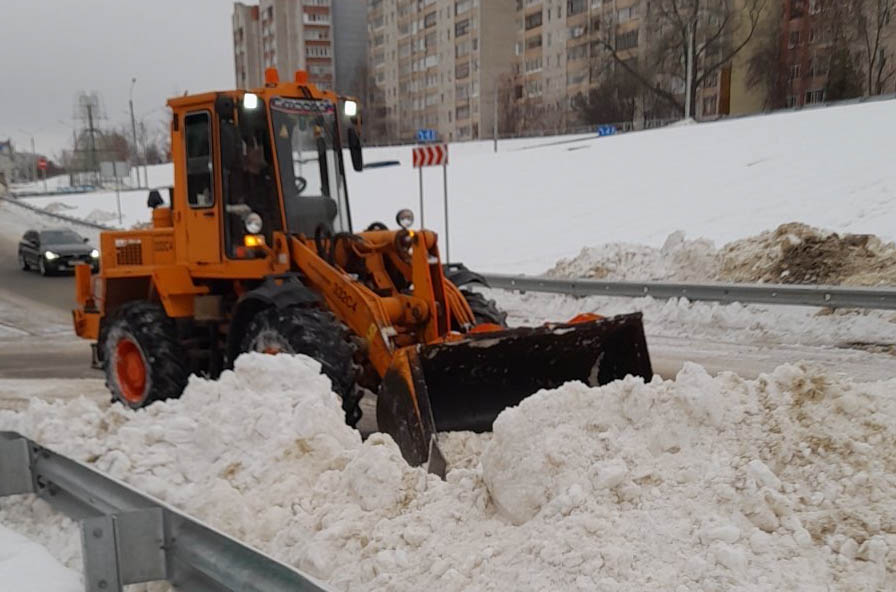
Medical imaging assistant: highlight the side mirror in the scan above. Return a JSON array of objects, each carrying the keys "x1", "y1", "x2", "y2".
[
  {"x1": 347, "y1": 126, "x2": 363, "y2": 172},
  {"x1": 147, "y1": 190, "x2": 164, "y2": 209},
  {"x1": 83, "y1": 237, "x2": 89, "y2": 243}
]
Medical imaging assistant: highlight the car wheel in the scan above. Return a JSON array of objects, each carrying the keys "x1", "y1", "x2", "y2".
[
  {"x1": 18, "y1": 252, "x2": 30, "y2": 271},
  {"x1": 38, "y1": 257, "x2": 49, "y2": 276}
]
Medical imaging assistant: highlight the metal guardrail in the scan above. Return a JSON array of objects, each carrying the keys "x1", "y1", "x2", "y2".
[
  {"x1": 0, "y1": 432, "x2": 334, "y2": 592},
  {"x1": 0, "y1": 196, "x2": 114, "y2": 230},
  {"x1": 482, "y1": 274, "x2": 896, "y2": 311}
]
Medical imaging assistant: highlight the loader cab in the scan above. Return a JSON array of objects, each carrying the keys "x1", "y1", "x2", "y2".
[{"x1": 167, "y1": 70, "x2": 363, "y2": 273}]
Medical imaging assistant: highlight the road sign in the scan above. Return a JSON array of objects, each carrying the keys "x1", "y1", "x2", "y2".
[
  {"x1": 36, "y1": 157, "x2": 48, "y2": 170},
  {"x1": 416, "y1": 129, "x2": 437, "y2": 143},
  {"x1": 412, "y1": 144, "x2": 448, "y2": 168},
  {"x1": 100, "y1": 161, "x2": 130, "y2": 179},
  {"x1": 597, "y1": 125, "x2": 617, "y2": 137},
  {"x1": 412, "y1": 143, "x2": 451, "y2": 261}
]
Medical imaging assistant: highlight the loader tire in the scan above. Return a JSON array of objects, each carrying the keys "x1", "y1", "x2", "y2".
[
  {"x1": 462, "y1": 289, "x2": 508, "y2": 328},
  {"x1": 240, "y1": 306, "x2": 363, "y2": 426},
  {"x1": 101, "y1": 301, "x2": 189, "y2": 409}
]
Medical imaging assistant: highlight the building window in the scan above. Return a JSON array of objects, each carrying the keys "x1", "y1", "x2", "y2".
[
  {"x1": 525, "y1": 11, "x2": 542, "y2": 30},
  {"x1": 805, "y1": 88, "x2": 825, "y2": 104},
  {"x1": 424, "y1": 11, "x2": 437, "y2": 28},
  {"x1": 789, "y1": 30, "x2": 800, "y2": 48},
  {"x1": 615, "y1": 29, "x2": 638, "y2": 51},
  {"x1": 525, "y1": 56, "x2": 542, "y2": 72},
  {"x1": 456, "y1": 105, "x2": 470, "y2": 120},
  {"x1": 456, "y1": 19, "x2": 470, "y2": 36},
  {"x1": 702, "y1": 94, "x2": 717, "y2": 115},
  {"x1": 789, "y1": 64, "x2": 800, "y2": 81},
  {"x1": 456, "y1": 62, "x2": 470, "y2": 78},
  {"x1": 526, "y1": 34, "x2": 542, "y2": 49},
  {"x1": 617, "y1": 6, "x2": 637, "y2": 23},
  {"x1": 785, "y1": 95, "x2": 797, "y2": 107},
  {"x1": 568, "y1": 0, "x2": 586, "y2": 15}
]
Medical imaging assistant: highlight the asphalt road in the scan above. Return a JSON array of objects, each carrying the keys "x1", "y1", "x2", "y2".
[
  {"x1": 0, "y1": 233, "x2": 81, "y2": 312},
  {"x1": 0, "y1": 228, "x2": 100, "y2": 378}
]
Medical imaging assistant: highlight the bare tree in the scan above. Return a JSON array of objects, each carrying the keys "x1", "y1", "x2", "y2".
[
  {"x1": 573, "y1": 71, "x2": 640, "y2": 125},
  {"x1": 852, "y1": 0, "x2": 896, "y2": 95},
  {"x1": 595, "y1": 0, "x2": 768, "y2": 118}
]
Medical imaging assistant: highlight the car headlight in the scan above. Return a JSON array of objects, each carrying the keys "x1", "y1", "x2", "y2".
[
  {"x1": 396, "y1": 209, "x2": 414, "y2": 229},
  {"x1": 90, "y1": 249, "x2": 99, "y2": 258},
  {"x1": 245, "y1": 212, "x2": 263, "y2": 234},
  {"x1": 43, "y1": 251, "x2": 58, "y2": 260}
]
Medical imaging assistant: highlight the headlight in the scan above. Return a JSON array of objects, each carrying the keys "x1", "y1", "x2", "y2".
[
  {"x1": 90, "y1": 249, "x2": 99, "y2": 258},
  {"x1": 344, "y1": 100, "x2": 358, "y2": 117},
  {"x1": 245, "y1": 212, "x2": 263, "y2": 234},
  {"x1": 396, "y1": 209, "x2": 414, "y2": 229},
  {"x1": 44, "y1": 251, "x2": 58, "y2": 260},
  {"x1": 243, "y1": 93, "x2": 259, "y2": 110}
]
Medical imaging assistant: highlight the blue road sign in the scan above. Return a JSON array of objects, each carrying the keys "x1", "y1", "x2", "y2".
[
  {"x1": 417, "y1": 129, "x2": 437, "y2": 143},
  {"x1": 597, "y1": 125, "x2": 617, "y2": 137}
]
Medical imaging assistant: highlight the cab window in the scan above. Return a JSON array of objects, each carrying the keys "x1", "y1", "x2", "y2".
[{"x1": 184, "y1": 112, "x2": 214, "y2": 208}]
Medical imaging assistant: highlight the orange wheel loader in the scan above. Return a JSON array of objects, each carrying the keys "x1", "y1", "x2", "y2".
[{"x1": 72, "y1": 69, "x2": 651, "y2": 474}]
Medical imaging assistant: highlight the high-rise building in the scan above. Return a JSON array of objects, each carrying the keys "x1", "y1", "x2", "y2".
[
  {"x1": 233, "y1": 3, "x2": 263, "y2": 89},
  {"x1": 231, "y1": 1, "x2": 367, "y2": 93},
  {"x1": 367, "y1": 0, "x2": 517, "y2": 143}
]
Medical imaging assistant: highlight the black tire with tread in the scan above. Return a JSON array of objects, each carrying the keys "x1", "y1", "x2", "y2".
[
  {"x1": 101, "y1": 301, "x2": 190, "y2": 409},
  {"x1": 240, "y1": 306, "x2": 363, "y2": 426},
  {"x1": 461, "y1": 289, "x2": 508, "y2": 327}
]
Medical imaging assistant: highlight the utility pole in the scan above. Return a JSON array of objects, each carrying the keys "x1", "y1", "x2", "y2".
[
  {"x1": 684, "y1": 21, "x2": 695, "y2": 120},
  {"x1": 129, "y1": 77, "x2": 141, "y2": 188},
  {"x1": 139, "y1": 121, "x2": 149, "y2": 187},
  {"x1": 30, "y1": 136, "x2": 36, "y2": 183},
  {"x1": 87, "y1": 103, "x2": 99, "y2": 185},
  {"x1": 493, "y1": 91, "x2": 498, "y2": 153}
]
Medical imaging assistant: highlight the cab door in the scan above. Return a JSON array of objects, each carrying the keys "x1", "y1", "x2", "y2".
[{"x1": 183, "y1": 111, "x2": 221, "y2": 264}]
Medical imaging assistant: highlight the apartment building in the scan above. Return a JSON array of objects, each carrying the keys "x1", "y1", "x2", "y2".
[
  {"x1": 781, "y1": 0, "x2": 896, "y2": 109},
  {"x1": 511, "y1": 0, "x2": 765, "y2": 129},
  {"x1": 367, "y1": 0, "x2": 517, "y2": 142},
  {"x1": 232, "y1": 1, "x2": 366, "y2": 96}
]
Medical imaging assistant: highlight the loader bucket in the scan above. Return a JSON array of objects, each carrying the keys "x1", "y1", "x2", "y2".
[{"x1": 377, "y1": 313, "x2": 651, "y2": 472}]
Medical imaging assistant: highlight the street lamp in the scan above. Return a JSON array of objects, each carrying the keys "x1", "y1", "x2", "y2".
[{"x1": 129, "y1": 77, "x2": 141, "y2": 187}]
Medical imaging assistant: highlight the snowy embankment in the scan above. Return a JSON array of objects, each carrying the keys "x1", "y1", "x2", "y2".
[
  {"x1": 13, "y1": 100, "x2": 896, "y2": 274},
  {"x1": 1, "y1": 353, "x2": 894, "y2": 591}
]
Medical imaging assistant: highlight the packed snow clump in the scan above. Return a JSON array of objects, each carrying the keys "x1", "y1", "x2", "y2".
[
  {"x1": 551, "y1": 222, "x2": 896, "y2": 286},
  {"x1": 2, "y1": 354, "x2": 895, "y2": 591}
]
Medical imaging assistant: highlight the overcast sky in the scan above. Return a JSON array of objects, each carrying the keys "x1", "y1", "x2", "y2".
[{"x1": 0, "y1": 0, "x2": 236, "y2": 158}]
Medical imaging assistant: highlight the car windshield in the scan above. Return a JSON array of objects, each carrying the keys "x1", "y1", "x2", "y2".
[
  {"x1": 40, "y1": 230, "x2": 82, "y2": 244},
  {"x1": 270, "y1": 97, "x2": 350, "y2": 237}
]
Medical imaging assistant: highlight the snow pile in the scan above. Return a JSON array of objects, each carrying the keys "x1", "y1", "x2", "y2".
[
  {"x1": 41, "y1": 202, "x2": 78, "y2": 214},
  {"x1": 2, "y1": 354, "x2": 894, "y2": 590},
  {"x1": 0, "y1": 523, "x2": 80, "y2": 591},
  {"x1": 83, "y1": 208, "x2": 119, "y2": 224},
  {"x1": 720, "y1": 222, "x2": 896, "y2": 285},
  {"x1": 551, "y1": 223, "x2": 896, "y2": 286},
  {"x1": 549, "y1": 230, "x2": 719, "y2": 281}
]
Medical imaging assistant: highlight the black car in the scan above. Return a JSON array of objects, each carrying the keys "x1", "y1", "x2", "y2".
[{"x1": 18, "y1": 228, "x2": 99, "y2": 276}]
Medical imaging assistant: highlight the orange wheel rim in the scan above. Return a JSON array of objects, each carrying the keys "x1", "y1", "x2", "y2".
[
  {"x1": 262, "y1": 346, "x2": 282, "y2": 355},
  {"x1": 116, "y1": 338, "x2": 147, "y2": 404}
]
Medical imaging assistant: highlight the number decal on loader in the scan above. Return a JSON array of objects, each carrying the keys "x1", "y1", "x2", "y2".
[{"x1": 332, "y1": 285, "x2": 357, "y2": 313}]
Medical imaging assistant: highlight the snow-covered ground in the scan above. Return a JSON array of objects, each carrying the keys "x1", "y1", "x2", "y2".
[
  {"x1": 1, "y1": 354, "x2": 893, "y2": 590},
  {"x1": 0, "y1": 521, "x2": 80, "y2": 592},
  {"x1": 12, "y1": 100, "x2": 896, "y2": 274}
]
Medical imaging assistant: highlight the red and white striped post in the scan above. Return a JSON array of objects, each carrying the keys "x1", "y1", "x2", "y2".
[{"x1": 412, "y1": 143, "x2": 450, "y2": 260}]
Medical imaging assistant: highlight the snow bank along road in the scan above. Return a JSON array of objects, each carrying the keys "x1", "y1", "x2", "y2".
[{"x1": 2, "y1": 354, "x2": 894, "y2": 591}]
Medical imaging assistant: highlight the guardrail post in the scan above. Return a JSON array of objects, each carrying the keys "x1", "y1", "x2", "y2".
[
  {"x1": 0, "y1": 434, "x2": 34, "y2": 496},
  {"x1": 81, "y1": 508, "x2": 166, "y2": 591},
  {"x1": 82, "y1": 515, "x2": 122, "y2": 592}
]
